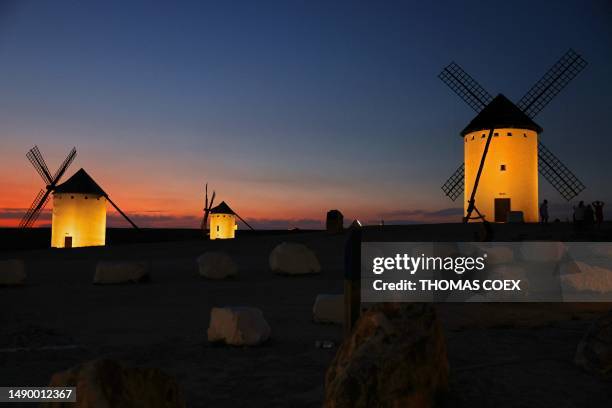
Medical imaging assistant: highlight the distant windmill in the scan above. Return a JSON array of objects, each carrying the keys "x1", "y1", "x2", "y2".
[
  {"x1": 439, "y1": 49, "x2": 587, "y2": 223},
  {"x1": 200, "y1": 183, "x2": 255, "y2": 239},
  {"x1": 20, "y1": 145, "x2": 138, "y2": 248}
]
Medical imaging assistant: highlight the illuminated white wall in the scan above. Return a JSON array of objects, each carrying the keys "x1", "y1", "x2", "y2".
[
  {"x1": 464, "y1": 128, "x2": 539, "y2": 223},
  {"x1": 51, "y1": 193, "x2": 107, "y2": 248},
  {"x1": 209, "y1": 213, "x2": 237, "y2": 240}
]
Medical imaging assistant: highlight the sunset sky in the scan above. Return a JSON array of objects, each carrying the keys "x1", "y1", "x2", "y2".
[{"x1": 1, "y1": 1, "x2": 611, "y2": 228}]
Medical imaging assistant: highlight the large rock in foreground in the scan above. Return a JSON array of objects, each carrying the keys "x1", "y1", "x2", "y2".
[
  {"x1": 269, "y1": 242, "x2": 321, "y2": 275},
  {"x1": 324, "y1": 303, "x2": 448, "y2": 408},
  {"x1": 207, "y1": 307, "x2": 271, "y2": 346},
  {"x1": 94, "y1": 261, "x2": 149, "y2": 284},
  {"x1": 42, "y1": 359, "x2": 185, "y2": 408},
  {"x1": 0, "y1": 259, "x2": 26, "y2": 286},
  {"x1": 575, "y1": 311, "x2": 612, "y2": 376},
  {"x1": 313, "y1": 294, "x2": 344, "y2": 324},
  {"x1": 519, "y1": 242, "x2": 566, "y2": 262},
  {"x1": 197, "y1": 252, "x2": 238, "y2": 279},
  {"x1": 560, "y1": 261, "x2": 612, "y2": 294}
]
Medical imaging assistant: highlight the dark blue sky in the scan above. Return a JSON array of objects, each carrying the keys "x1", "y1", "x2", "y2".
[{"x1": 0, "y1": 0, "x2": 611, "y2": 227}]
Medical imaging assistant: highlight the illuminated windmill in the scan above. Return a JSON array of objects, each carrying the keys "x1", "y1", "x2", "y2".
[
  {"x1": 20, "y1": 146, "x2": 138, "y2": 248},
  {"x1": 200, "y1": 183, "x2": 254, "y2": 239},
  {"x1": 440, "y1": 49, "x2": 587, "y2": 223}
]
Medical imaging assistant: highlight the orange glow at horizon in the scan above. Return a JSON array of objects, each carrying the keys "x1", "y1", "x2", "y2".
[{"x1": 0, "y1": 142, "x2": 461, "y2": 229}]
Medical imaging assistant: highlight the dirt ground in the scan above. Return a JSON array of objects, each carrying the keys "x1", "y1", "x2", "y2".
[{"x1": 1, "y1": 228, "x2": 611, "y2": 407}]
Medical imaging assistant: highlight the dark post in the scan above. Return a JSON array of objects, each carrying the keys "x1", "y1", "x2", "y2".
[{"x1": 343, "y1": 227, "x2": 362, "y2": 337}]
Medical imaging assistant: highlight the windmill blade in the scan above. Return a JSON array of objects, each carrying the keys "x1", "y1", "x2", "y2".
[
  {"x1": 19, "y1": 188, "x2": 52, "y2": 228},
  {"x1": 202, "y1": 191, "x2": 216, "y2": 231},
  {"x1": 51, "y1": 147, "x2": 77, "y2": 184},
  {"x1": 106, "y1": 195, "x2": 139, "y2": 230},
  {"x1": 201, "y1": 184, "x2": 208, "y2": 230},
  {"x1": 517, "y1": 49, "x2": 587, "y2": 118},
  {"x1": 202, "y1": 209, "x2": 210, "y2": 232},
  {"x1": 26, "y1": 146, "x2": 53, "y2": 185},
  {"x1": 538, "y1": 141, "x2": 585, "y2": 201},
  {"x1": 441, "y1": 163, "x2": 464, "y2": 201},
  {"x1": 234, "y1": 211, "x2": 255, "y2": 231},
  {"x1": 204, "y1": 183, "x2": 209, "y2": 209},
  {"x1": 209, "y1": 191, "x2": 216, "y2": 209},
  {"x1": 439, "y1": 62, "x2": 494, "y2": 112}
]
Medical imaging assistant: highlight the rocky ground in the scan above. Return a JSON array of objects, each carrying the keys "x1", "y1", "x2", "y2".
[{"x1": 1, "y1": 226, "x2": 611, "y2": 407}]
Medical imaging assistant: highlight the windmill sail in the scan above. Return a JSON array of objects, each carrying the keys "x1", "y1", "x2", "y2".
[
  {"x1": 538, "y1": 141, "x2": 585, "y2": 201},
  {"x1": 201, "y1": 183, "x2": 216, "y2": 232},
  {"x1": 441, "y1": 163, "x2": 465, "y2": 201},
  {"x1": 52, "y1": 147, "x2": 77, "y2": 181},
  {"x1": 20, "y1": 146, "x2": 77, "y2": 229},
  {"x1": 438, "y1": 62, "x2": 493, "y2": 112},
  {"x1": 517, "y1": 49, "x2": 587, "y2": 118},
  {"x1": 19, "y1": 189, "x2": 52, "y2": 228},
  {"x1": 26, "y1": 146, "x2": 53, "y2": 184}
]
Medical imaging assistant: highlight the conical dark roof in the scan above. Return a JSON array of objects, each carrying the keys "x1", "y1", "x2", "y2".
[
  {"x1": 53, "y1": 168, "x2": 107, "y2": 196},
  {"x1": 210, "y1": 201, "x2": 236, "y2": 215},
  {"x1": 460, "y1": 94, "x2": 543, "y2": 136}
]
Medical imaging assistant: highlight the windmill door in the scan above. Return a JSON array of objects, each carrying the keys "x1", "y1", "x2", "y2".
[
  {"x1": 494, "y1": 198, "x2": 511, "y2": 222},
  {"x1": 64, "y1": 236, "x2": 73, "y2": 248}
]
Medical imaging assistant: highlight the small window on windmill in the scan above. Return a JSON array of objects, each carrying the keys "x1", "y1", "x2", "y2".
[
  {"x1": 494, "y1": 132, "x2": 499, "y2": 136},
  {"x1": 523, "y1": 133, "x2": 527, "y2": 138},
  {"x1": 507, "y1": 132, "x2": 512, "y2": 136},
  {"x1": 481, "y1": 134, "x2": 485, "y2": 139},
  {"x1": 500, "y1": 164, "x2": 507, "y2": 171},
  {"x1": 471, "y1": 135, "x2": 474, "y2": 140}
]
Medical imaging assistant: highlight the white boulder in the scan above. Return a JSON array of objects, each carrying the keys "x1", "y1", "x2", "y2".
[
  {"x1": 94, "y1": 261, "x2": 149, "y2": 284},
  {"x1": 560, "y1": 261, "x2": 612, "y2": 294},
  {"x1": 0, "y1": 259, "x2": 26, "y2": 285},
  {"x1": 507, "y1": 211, "x2": 524, "y2": 223},
  {"x1": 197, "y1": 252, "x2": 237, "y2": 279},
  {"x1": 313, "y1": 294, "x2": 344, "y2": 324},
  {"x1": 207, "y1": 307, "x2": 271, "y2": 346},
  {"x1": 519, "y1": 242, "x2": 566, "y2": 262},
  {"x1": 269, "y1": 242, "x2": 321, "y2": 275},
  {"x1": 485, "y1": 265, "x2": 529, "y2": 300},
  {"x1": 589, "y1": 244, "x2": 612, "y2": 258}
]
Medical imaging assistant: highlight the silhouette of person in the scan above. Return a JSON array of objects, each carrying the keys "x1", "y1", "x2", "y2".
[
  {"x1": 592, "y1": 201, "x2": 605, "y2": 227},
  {"x1": 539, "y1": 199, "x2": 549, "y2": 224}
]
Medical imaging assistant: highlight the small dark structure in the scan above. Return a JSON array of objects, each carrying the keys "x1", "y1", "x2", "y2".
[{"x1": 326, "y1": 210, "x2": 344, "y2": 233}]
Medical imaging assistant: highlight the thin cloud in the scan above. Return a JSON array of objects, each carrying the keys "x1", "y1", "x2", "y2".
[
  {"x1": 381, "y1": 207, "x2": 463, "y2": 224},
  {"x1": 0, "y1": 208, "x2": 51, "y2": 221}
]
